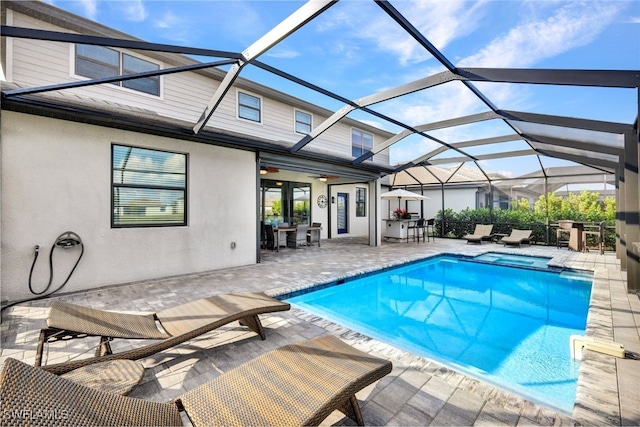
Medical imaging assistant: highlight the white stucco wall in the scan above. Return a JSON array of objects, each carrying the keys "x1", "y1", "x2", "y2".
[
  {"x1": 329, "y1": 183, "x2": 371, "y2": 238},
  {"x1": 1, "y1": 112, "x2": 256, "y2": 303}
]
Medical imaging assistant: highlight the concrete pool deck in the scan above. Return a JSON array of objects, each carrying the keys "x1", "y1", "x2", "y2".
[{"x1": 1, "y1": 237, "x2": 638, "y2": 426}]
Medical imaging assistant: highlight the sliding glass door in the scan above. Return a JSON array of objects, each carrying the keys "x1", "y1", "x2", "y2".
[{"x1": 260, "y1": 180, "x2": 310, "y2": 226}]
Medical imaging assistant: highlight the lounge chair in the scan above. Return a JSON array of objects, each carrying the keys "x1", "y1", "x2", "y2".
[
  {"x1": 1, "y1": 335, "x2": 392, "y2": 426},
  {"x1": 36, "y1": 292, "x2": 290, "y2": 374},
  {"x1": 501, "y1": 229, "x2": 532, "y2": 247},
  {"x1": 464, "y1": 224, "x2": 494, "y2": 244}
]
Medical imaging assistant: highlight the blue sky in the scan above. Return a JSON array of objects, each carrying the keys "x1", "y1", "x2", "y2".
[{"x1": 45, "y1": 0, "x2": 639, "y2": 177}]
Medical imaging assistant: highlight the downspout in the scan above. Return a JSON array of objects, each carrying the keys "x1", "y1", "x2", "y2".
[
  {"x1": 544, "y1": 177, "x2": 549, "y2": 245},
  {"x1": 441, "y1": 182, "x2": 445, "y2": 237},
  {"x1": 488, "y1": 181, "x2": 494, "y2": 224}
]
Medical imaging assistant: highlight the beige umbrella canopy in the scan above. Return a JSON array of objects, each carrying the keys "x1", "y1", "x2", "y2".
[
  {"x1": 380, "y1": 189, "x2": 428, "y2": 212},
  {"x1": 380, "y1": 189, "x2": 428, "y2": 201}
]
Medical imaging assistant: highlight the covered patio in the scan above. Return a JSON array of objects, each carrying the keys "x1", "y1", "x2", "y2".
[{"x1": 2, "y1": 238, "x2": 638, "y2": 426}]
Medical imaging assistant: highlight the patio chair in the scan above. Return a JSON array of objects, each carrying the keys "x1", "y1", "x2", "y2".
[
  {"x1": 264, "y1": 224, "x2": 275, "y2": 250},
  {"x1": 287, "y1": 224, "x2": 309, "y2": 249},
  {"x1": 464, "y1": 224, "x2": 494, "y2": 244},
  {"x1": 501, "y1": 229, "x2": 532, "y2": 247},
  {"x1": 35, "y1": 292, "x2": 290, "y2": 375},
  {"x1": 307, "y1": 222, "x2": 322, "y2": 246},
  {"x1": 583, "y1": 220, "x2": 605, "y2": 255},
  {"x1": 556, "y1": 220, "x2": 574, "y2": 248},
  {"x1": 1, "y1": 335, "x2": 393, "y2": 426}
]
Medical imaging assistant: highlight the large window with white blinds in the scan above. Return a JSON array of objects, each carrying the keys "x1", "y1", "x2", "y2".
[{"x1": 112, "y1": 144, "x2": 187, "y2": 227}]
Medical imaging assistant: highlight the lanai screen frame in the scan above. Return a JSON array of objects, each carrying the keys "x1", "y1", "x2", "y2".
[{"x1": 1, "y1": 0, "x2": 638, "y2": 291}]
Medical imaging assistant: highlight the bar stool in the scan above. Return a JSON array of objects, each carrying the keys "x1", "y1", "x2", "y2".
[
  {"x1": 409, "y1": 218, "x2": 425, "y2": 243},
  {"x1": 425, "y1": 218, "x2": 435, "y2": 242},
  {"x1": 556, "y1": 220, "x2": 573, "y2": 248},
  {"x1": 583, "y1": 220, "x2": 605, "y2": 255}
]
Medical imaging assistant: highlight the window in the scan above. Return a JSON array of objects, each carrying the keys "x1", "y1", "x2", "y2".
[
  {"x1": 295, "y1": 110, "x2": 312, "y2": 134},
  {"x1": 238, "y1": 92, "x2": 261, "y2": 122},
  {"x1": 75, "y1": 45, "x2": 160, "y2": 96},
  {"x1": 352, "y1": 128, "x2": 373, "y2": 160},
  {"x1": 356, "y1": 187, "x2": 367, "y2": 217},
  {"x1": 112, "y1": 144, "x2": 187, "y2": 227}
]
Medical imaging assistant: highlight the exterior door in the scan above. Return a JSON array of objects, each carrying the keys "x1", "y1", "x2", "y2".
[{"x1": 337, "y1": 192, "x2": 348, "y2": 234}]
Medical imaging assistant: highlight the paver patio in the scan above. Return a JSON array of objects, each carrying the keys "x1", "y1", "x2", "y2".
[{"x1": 1, "y1": 237, "x2": 638, "y2": 426}]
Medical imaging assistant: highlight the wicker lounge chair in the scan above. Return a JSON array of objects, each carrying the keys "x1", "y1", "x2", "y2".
[
  {"x1": 501, "y1": 229, "x2": 532, "y2": 247},
  {"x1": 464, "y1": 224, "x2": 494, "y2": 244},
  {"x1": 36, "y1": 292, "x2": 290, "y2": 374},
  {"x1": 1, "y1": 335, "x2": 392, "y2": 426}
]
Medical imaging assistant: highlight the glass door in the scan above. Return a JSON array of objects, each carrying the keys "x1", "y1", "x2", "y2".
[
  {"x1": 337, "y1": 192, "x2": 348, "y2": 234},
  {"x1": 260, "y1": 180, "x2": 310, "y2": 226}
]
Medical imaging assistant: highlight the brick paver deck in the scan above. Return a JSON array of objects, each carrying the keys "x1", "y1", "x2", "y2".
[{"x1": 1, "y1": 237, "x2": 638, "y2": 426}]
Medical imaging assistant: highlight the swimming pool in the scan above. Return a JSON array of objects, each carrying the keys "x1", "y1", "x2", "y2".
[{"x1": 285, "y1": 255, "x2": 593, "y2": 414}]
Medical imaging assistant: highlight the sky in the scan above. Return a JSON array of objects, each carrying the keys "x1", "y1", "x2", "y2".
[{"x1": 44, "y1": 0, "x2": 640, "y2": 178}]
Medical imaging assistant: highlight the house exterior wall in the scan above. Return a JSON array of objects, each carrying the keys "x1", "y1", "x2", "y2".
[
  {"x1": 4, "y1": 7, "x2": 391, "y2": 167},
  {"x1": 329, "y1": 183, "x2": 371, "y2": 238},
  {"x1": 0, "y1": 1, "x2": 394, "y2": 303},
  {"x1": 1, "y1": 111, "x2": 256, "y2": 302}
]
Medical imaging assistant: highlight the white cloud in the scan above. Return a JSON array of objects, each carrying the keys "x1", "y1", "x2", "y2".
[
  {"x1": 374, "y1": 0, "x2": 487, "y2": 65},
  {"x1": 77, "y1": 0, "x2": 98, "y2": 20},
  {"x1": 318, "y1": 0, "x2": 487, "y2": 66},
  {"x1": 266, "y1": 49, "x2": 300, "y2": 59},
  {"x1": 120, "y1": 0, "x2": 147, "y2": 23},
  {"x1": 155, "y1": 10, "x2": 180, "y2": 30},
  {"x1": 460, "y1": 2, "x2": 623, "y2": 67}
]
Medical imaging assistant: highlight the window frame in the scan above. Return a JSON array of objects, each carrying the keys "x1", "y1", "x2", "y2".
[
  {"x1": 111, "y1": 144, "x2": 188, "y2": 228},
  {"x1": 294, "y1": 109, "x2": 312, "y2": 134},
  {"x1": 356, "y1": 187, "x2": 367, "y2": 217},
  {"x1": 351, "y1": 128, "x2": 374, "y2": 161},
  {"x1": 237, "y1": 91, "x2": 262, "y2": 123},
  {"x1": 74, "y1": 44, "x2": 162, "y2": 97}
]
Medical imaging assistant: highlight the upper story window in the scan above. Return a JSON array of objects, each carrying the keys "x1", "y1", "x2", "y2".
[
  {"x1": 75, "y1": 44, "x2": 160, "y2": 96},
  {"x1": 352, "y1": 128, "x2": 373, "y2": 161},
  {"x1": 112, "y1": 144, "x2": 187, "y2": 228},
  {"x1": 295, "y1": 110, "x2": 312, "y2": 134},
  {"x1": 238, "y1": 92, "x2": 261, "y2": 122}
]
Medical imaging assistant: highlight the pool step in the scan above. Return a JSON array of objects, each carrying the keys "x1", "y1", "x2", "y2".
[{"x1": 570, "y1": 335, "x2": 625, "y2": 360}]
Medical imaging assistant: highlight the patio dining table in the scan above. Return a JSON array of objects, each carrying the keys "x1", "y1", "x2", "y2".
[{"x1": 274, "y1": 225, "x2": 321, "y2": 251}]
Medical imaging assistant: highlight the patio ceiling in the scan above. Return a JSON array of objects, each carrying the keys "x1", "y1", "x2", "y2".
[{"x1": 1, "y1": 0, "x2": 638, "y2": 189}]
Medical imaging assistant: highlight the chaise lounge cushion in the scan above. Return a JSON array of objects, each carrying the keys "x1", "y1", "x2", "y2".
[
  {"x1": 501, "y1": 229, "x2": 532, "y2": 247},
  {"x1": 1, "y1": 335, "x2": 392, "y2": 427},
  {"x1": 38, "y1": 292, "x2": 290, "y2": 374},
  {"x1": 464, "y1": 224, "x2": 494, "y2": 244}
]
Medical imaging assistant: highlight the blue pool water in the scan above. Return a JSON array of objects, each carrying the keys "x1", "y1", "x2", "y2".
[
  {"x1": 474, "y1": 252, "x2": 552, "y2": 269},
  {"x1": 285, "y1": 255, "x2": 592, "y2": 413}
]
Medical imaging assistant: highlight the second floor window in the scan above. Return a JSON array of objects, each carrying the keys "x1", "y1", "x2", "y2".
[
  {"x1": 75, "y1": 45, "x2": 160, "y2": 96},
  {"x1": 352, "y1": 128, "x2": 373, "y2": 160},
  {"x1": 238, "y1": 92, "x2": 261, "y2": 122},
  {"x1": 295, "y1": 110, "x2": 312, "y2": 134}
]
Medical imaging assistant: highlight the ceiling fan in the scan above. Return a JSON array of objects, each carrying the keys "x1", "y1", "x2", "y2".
[
  {"x1": 309, "y1": 175, "x2": 339, "y2": 182},
  {"x1": 260, "y1": 167, "x2": 280, "y2": 175}
]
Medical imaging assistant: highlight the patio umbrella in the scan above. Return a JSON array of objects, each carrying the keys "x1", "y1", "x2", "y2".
[{"x1": 380, "y1": 189, "x2": 428, "y2": 213}]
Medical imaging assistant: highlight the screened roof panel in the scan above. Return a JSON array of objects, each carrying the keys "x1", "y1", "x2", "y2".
[
  {"x1": 531, "y1": 141, "x2": 619, "y2": 164},
  {"x1": 462, "y1": 140, "x2": 533, "y2": 157},
  {"x1": 2, "y1": 0, "x2": 637, "y2": 191},
  {"x1": 511, "y1": 121, "x2": 625, "y2": 149}
]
